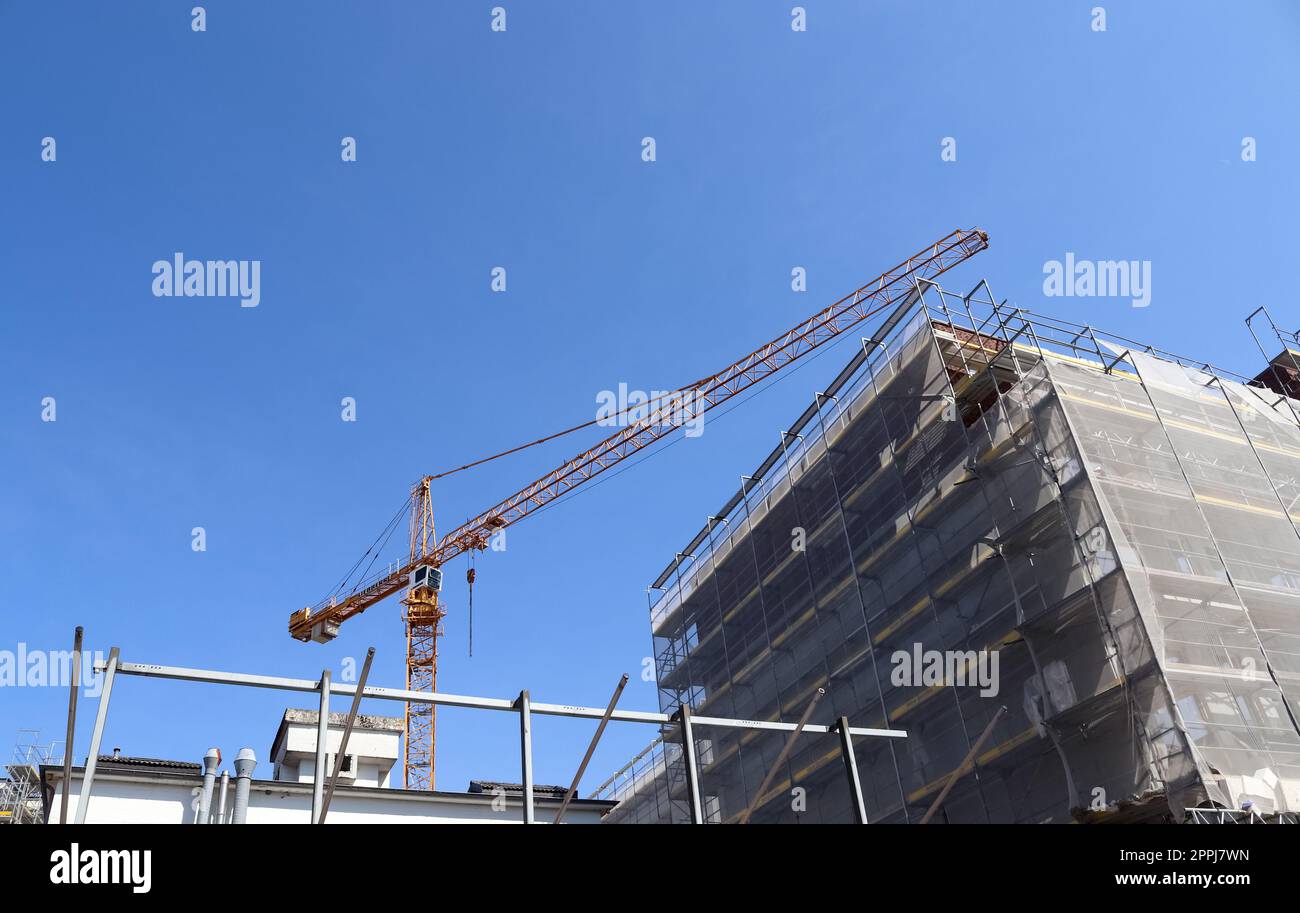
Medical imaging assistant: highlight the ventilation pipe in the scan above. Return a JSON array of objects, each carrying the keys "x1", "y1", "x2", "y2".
[
  {"x1": 232, "y1": 748, "x2": 256, "y2": 824},
  {"x1": 216, "y1": 770, "x2": 230, "y2": 824},
  {"x1": 197, "y1": 748, "x2": 220, "y2": 825}
]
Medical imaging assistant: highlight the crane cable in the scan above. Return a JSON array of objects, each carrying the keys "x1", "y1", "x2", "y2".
[
  {"x1": 421, "y1": 382, "x2": 712, "y2": 483},
  {"x1": 329, "y1": 321, "x2": 860, "y2": 606},
  {"x1": 321, "y1": 493, "x2": 411, "y2": 604},
  {"x1": 429, "y1": 382, "x2": 708, "y2": 655},
  {"x1": 522, "y1": 321, "x2": 864, "y2": 525},
  {"x1": 467, "y1": 557, "x2": 476, "y2": 658}
]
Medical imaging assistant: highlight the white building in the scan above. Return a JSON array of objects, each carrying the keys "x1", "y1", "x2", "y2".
[
  {"x1": 41, "y1": 709, "x2": 613, "y2": 825},
  {"x1": 270, "y1": 709, "x2": 402, "y2": 788}
]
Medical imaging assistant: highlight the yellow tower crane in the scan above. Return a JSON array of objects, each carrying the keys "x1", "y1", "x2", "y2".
[{"x1": 288, "y1": 228, "x2": 989, "y2": 789}]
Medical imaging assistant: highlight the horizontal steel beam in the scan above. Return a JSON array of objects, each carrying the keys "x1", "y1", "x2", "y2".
[{"x1": 95, "y1": 659, "x2": 906, "y2": 740}]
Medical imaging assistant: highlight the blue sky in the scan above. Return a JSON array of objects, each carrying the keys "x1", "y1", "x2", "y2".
[{"x1": 2, "y1": 1, "x2": 1297, "y2": 796}]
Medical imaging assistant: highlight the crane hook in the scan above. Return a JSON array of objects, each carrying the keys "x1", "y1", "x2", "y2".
[{"x1": 467, "y1": 561, "x2": 476, "y2": 658}]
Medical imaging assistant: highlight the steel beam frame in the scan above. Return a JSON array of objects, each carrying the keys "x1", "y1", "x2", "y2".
[
  {"x1": 738, "y1": 687, "x2": 825, "y2": 824},
  {"x1": 674, "y1": 703, "x2": 704, "y2": 824},
  {"x1": 311, "y1": 669, "x2": 331, "y2": 823},
  {"x1": 517, "y1": 690, "x2": 535, "y2": 824},
  {"x1": 74, "y1": 647, "x2": 119, "y2": 824},
  {"x1": 836, "y1": 716, "x2": 868, "y2": 824},
  {"x1": 553, "y1": 673, "x2": 628, "y2": 824},
  {"x1": 59, "y1": 626, "x2": 82, "y2": 825},
  {"x1": 84, "y1": 654, "x2": 906, "y2": 825},
  {"x1": 93, "y1": 658, "x2": 906, "y2": 739},
  {"x1": 319, "y1": 647, "x2": 375, "y2": 824}
]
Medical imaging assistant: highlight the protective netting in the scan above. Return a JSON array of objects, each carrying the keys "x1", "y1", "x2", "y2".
[
  {"x1": 1049, "y1": 349, "x2": 1300, "y2": 815},
  {"x1": 601, "y1": 291, "x2": 1300, "y2": 822}
]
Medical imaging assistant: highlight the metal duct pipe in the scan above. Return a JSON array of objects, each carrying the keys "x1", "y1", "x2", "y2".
[
  {"x1": 232, "y1": 748, "x2": 256, "y2": 824},
  {"x1": 197, "y1": 748, "x2": 220, "y2": 825},
  {"x1": 216, "y1": 770, "x2": 230, "y2": 824}
]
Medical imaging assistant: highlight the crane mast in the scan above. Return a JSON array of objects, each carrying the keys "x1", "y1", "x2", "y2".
[
  {"x1": 401, "y1": 479, "x2": 442, "y2": 789},
  {"x1": 288, "y1": 227, "x2": 989, "y2": 788}
]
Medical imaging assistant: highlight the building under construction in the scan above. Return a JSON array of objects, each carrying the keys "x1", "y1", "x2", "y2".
[{"x1": 598, "y1": 281, "x2": 1300, "y2": 824}]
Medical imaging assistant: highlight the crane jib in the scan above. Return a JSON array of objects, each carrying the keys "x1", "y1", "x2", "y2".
[{"x1": 288, "y1": 228, "x2": 988, "y2": 642}]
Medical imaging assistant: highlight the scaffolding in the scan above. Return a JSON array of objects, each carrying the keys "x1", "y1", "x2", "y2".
[
  {"x1": 608, "y1": 280, "x2": 1300, "y2": 823},
  {"x1": 0, "y1": 730, "x2": 62, "y2": 824}
]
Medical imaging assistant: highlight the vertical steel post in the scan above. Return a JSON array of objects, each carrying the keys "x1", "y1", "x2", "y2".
[
  {"x1": 836, "y1": 717, "x2": 868, "y2": 824},
  {"x1": 59, "y1": 626, "x2": 82, "y2": 824},
  {"x1": 311, "y1": 669, "x2": 330, "y2": 824},
  {"x1": 674, "y1": 703, "x2": 704, "y2": 824},
  {"x1": 553, "y1": 673, "x2": 629, "y2": 824},
  {"x1": 319, "y1": 648, "x2": 375, "y2": 824},
  {"x1": 517, "y1": 690, "x2": 535, "y2": 824},
  {"x1": 74, "y1": 646, "x2": 119, "y2": 824}
]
